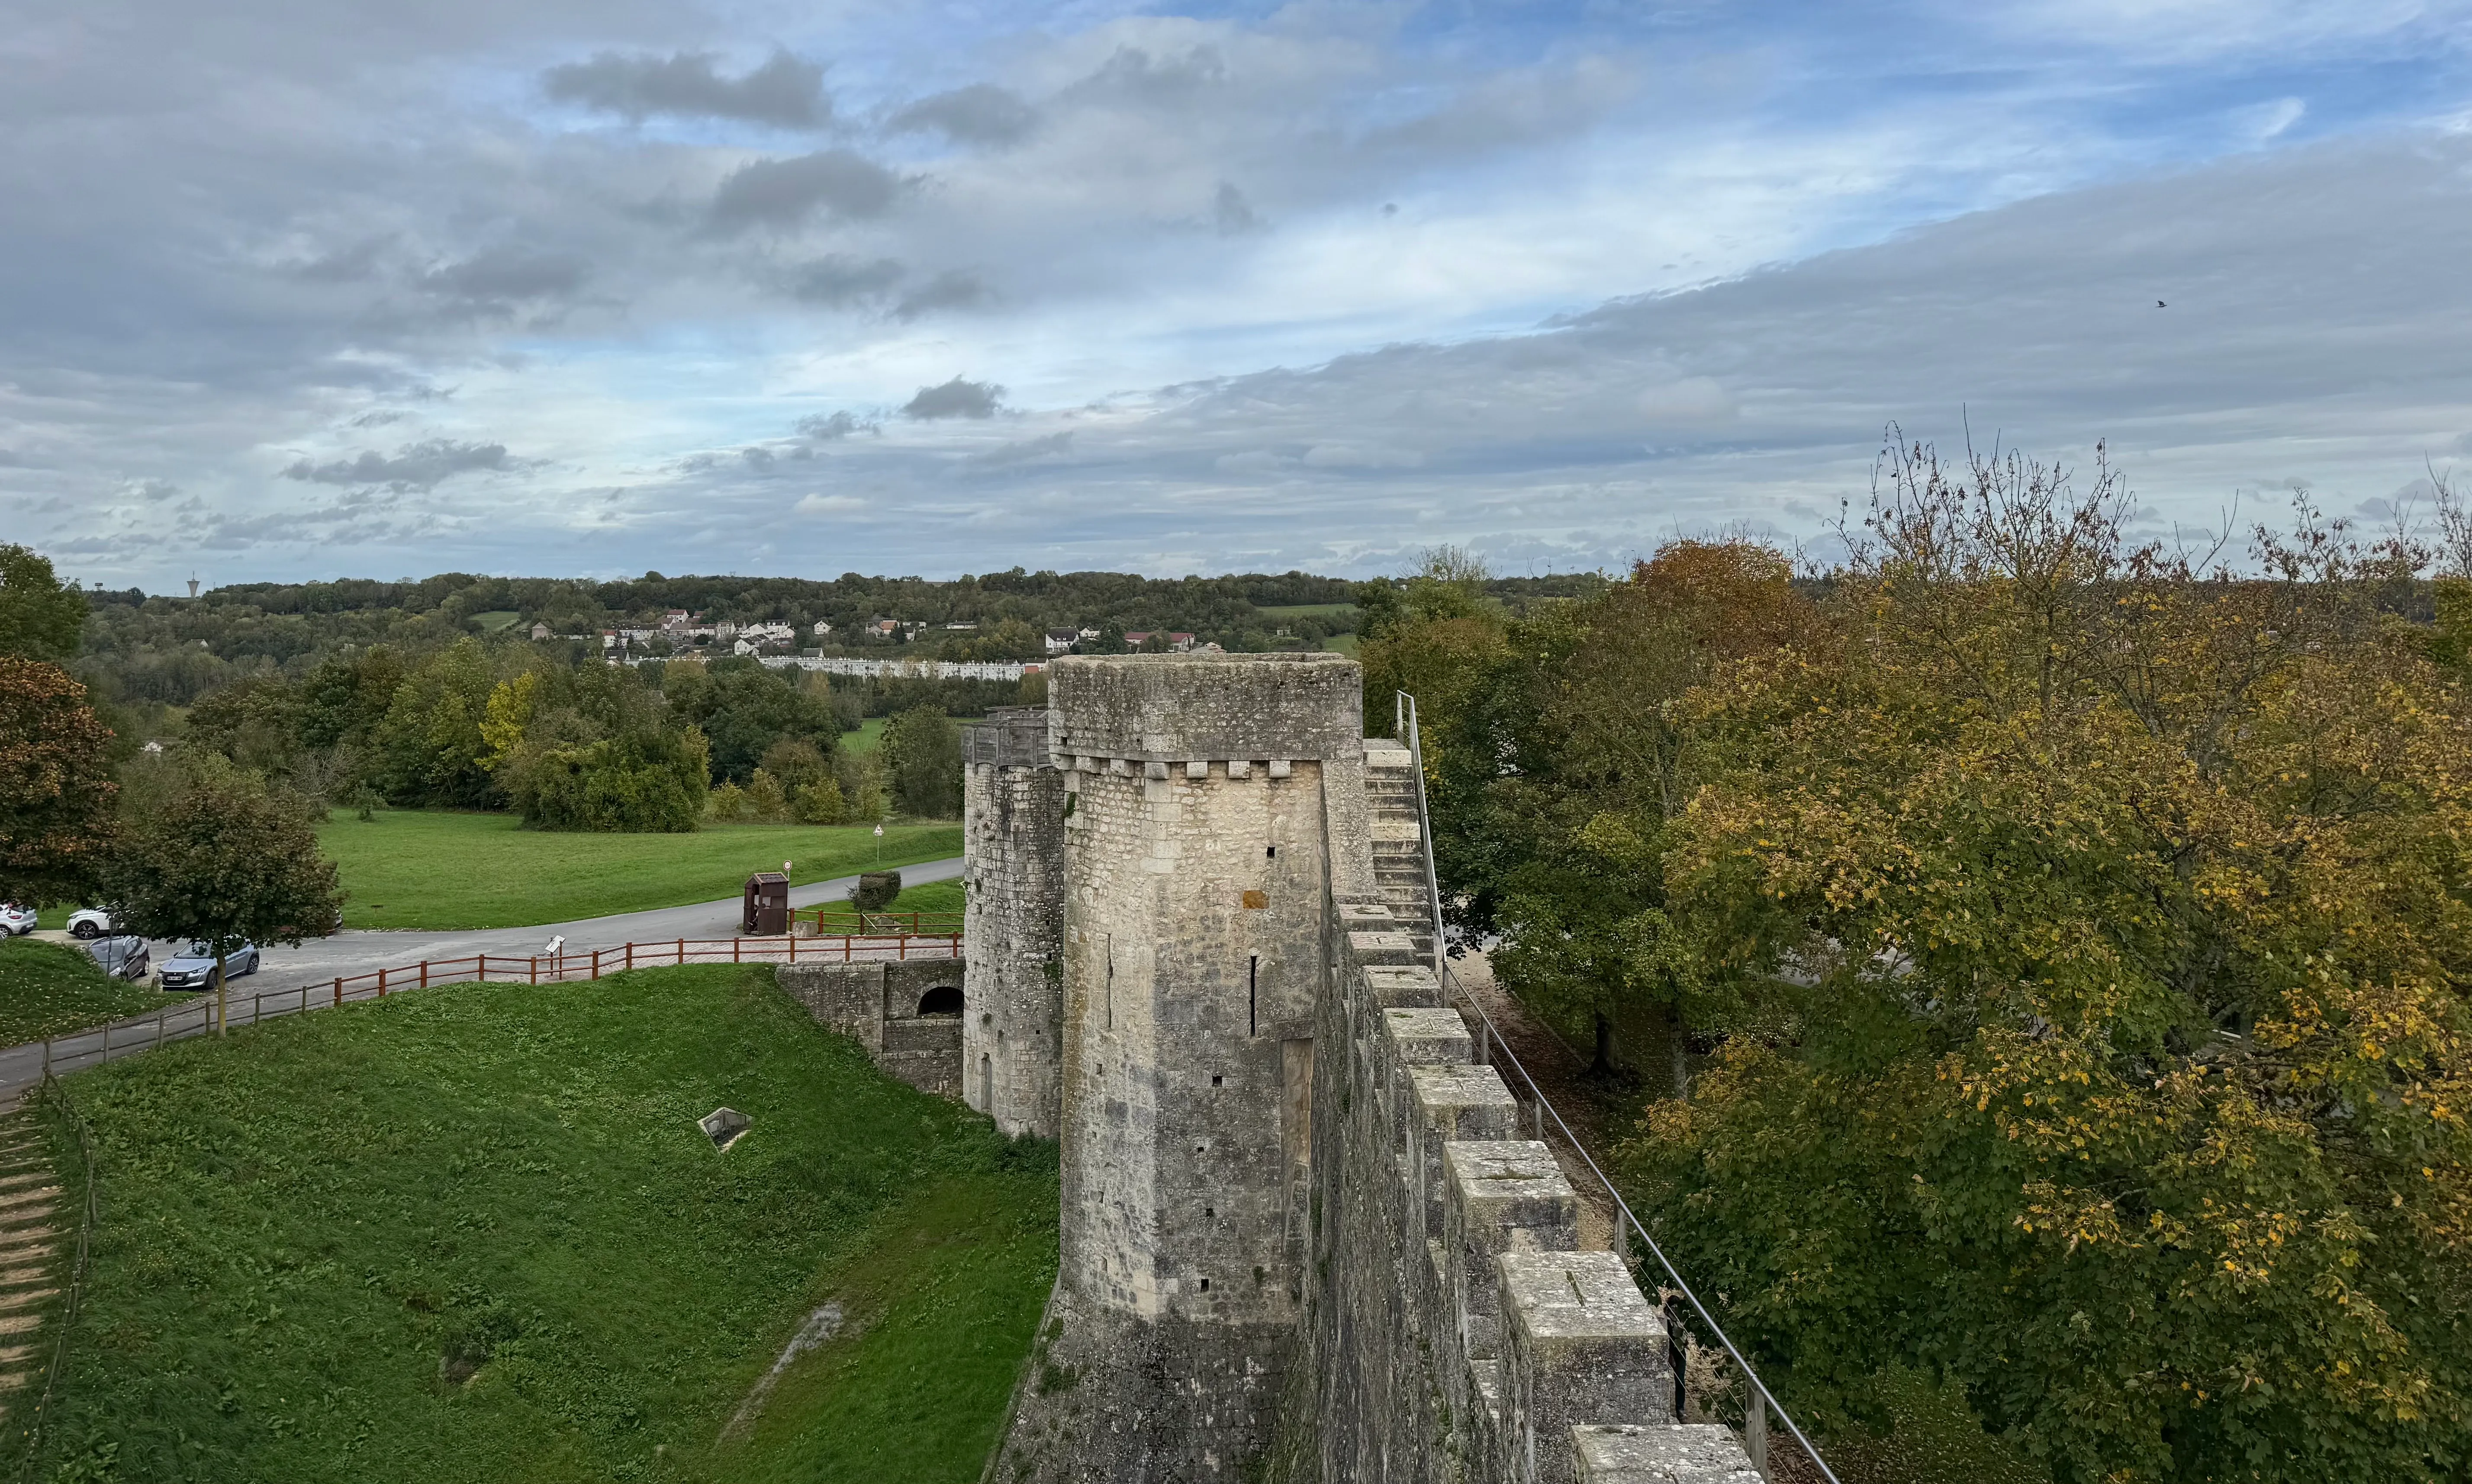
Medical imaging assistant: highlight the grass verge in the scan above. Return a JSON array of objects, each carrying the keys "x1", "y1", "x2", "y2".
[
  {"x1": 314, "y1": 811, "x2": 963, "y2": 929},
  {"x1": 0, "y1": 936, "x2": 171, "y2": 1044},
  {"x1": 19, "y1": 963, "x2": 1056, "y2": 1484}
]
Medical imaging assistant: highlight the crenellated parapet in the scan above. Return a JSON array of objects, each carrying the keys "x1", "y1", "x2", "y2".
[{"x1": 1301, "y1": 899, "x2": 1756, "y2": 1484}]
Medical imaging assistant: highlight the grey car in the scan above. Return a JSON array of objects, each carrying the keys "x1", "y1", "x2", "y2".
[
  {"x1": 157, "y1": 940, "x2": 260, "y2": 992},
  {"x1": 84, "y1": 935, "x2": 151, "y2": 981}
]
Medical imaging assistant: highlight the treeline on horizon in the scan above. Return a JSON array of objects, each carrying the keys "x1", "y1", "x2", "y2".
[
  {"x1": 1367, "y1": 445, "x2": 2472, "y2": 1484},
  {"x1": 69, "y1": 564, "x2": 1609, "y2": 716}
]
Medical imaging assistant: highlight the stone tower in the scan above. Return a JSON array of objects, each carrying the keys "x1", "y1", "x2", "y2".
[
  {"x1": 996, "y1": 653, "x2": 1370, "y2": 1481},
  {"x1": 961, "y1": 706, "x2": 1066, "y2": 1138}
]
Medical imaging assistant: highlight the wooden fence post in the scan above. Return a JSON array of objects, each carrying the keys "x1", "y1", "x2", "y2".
[
  {"x1": 676, "y1": 937, "x2": 684, "y2": 967},
  {"x1": 592, "y1": 948, "x2": 601, "y2": 980},
  {"x1": 732, "y1": 937, "x2": 741, "y2": 964},
  {"x1": 530, "y1": 957, "x2": 538, "y2": 985},
  {"x1": 333, "y1": 977, "x2": 342, "y2": 1007},
  {"x1": 378, "y1": 967, "x2": 388, "y2": 998},
  {"x1": 625, "y1": 942, "x2": 634, "y2": 972},
  {"x1": 421, "y1": 960, "x2": 429, "y2": 989}
]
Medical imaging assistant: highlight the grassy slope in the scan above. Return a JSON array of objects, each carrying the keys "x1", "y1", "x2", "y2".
[
  {"x1": 27, "y1": 964, "x2": 1056, "y2": 1484},
  {"x1": 316, "y1": 812, "x2": 963, "y2": 929},
  {"x1": 0, "y1": 936, "x2": 169, "y2": 1043}
]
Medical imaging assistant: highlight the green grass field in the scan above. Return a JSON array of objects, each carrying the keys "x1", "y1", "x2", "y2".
[
  {"x1": 0, "y1": 936, "x2": 170, "y2": 1044},
  {"x1": 315, "y1": 811, "x2": 962, "y2": 929},
  {"x1": 1253, "y1": 603, "x2": 1359, "y2": 622},
  {"x1": 22, "y1": 964, "x2": 1057, "y2": 1484}
]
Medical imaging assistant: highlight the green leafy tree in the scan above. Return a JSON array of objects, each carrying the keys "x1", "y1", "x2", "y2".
[
  {"x1": 879, "y1": 705, "x2": 961, "y2": 818},
  {"x1": 376, "y1": 639, "x2": 501, "y2": 807},
  {"x1": 0, "y1": 658, "x2": 119, "y2": 906},
  {"x1": 519, "y1": 730, "x2": 708, "y2": 833},
  {"x1": 1630, "y1": 442, "x2": 2472, "y2": 1484},
  {"x1": 0, "y1": 545, "x2": 88, "y2": 662},
  {"x1": 106, "y1": 755, "x2": 342, "y2": 1034}
]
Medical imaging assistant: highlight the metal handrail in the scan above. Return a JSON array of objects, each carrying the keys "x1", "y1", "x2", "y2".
[
  {"x1": 1396, "y1": 689, "x2": 1838, "y2": 1484},
  {"x1": 1394, "y1": 692, "x2": 1448, "y2": 980}
]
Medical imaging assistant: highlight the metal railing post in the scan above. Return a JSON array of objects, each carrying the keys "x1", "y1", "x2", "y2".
[{"x1": 1747, "y1": 1392, "x2": 1769, "y2": 1478}]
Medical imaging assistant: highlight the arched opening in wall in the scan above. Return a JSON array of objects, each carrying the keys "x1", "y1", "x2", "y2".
[{"x1": 918, "y1": 985, "x2": 965, "y2": 1017}]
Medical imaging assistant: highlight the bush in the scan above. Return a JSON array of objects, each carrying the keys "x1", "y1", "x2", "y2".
[
  {"x1": 794, "y1": 776, "x2": 848, "y2": 825},
  {"x1": 521, "y1": 732, "x2": 706, "y2": 832},
  {"x1": 707, "y1": 779, "x2": 746, "y2": 821},
  {"x1": 743, "y1": 768, "x2": 789, "y2": 822}
]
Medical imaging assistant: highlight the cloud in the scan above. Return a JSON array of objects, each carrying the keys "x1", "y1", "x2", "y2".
[
  {"x1": 544, "y1": 49, "x2": 827, "y2": 128},
  {"x1": 1635, "y1": 377, "x2": 1735, "y2": 429},
  {"x1": 707, "y1": 150, "x2": 905, "y2": 231},
  {"x1": 417, "y1": 248, "x2": 587, "y2": 315},
  {"x1": 1213, "y1": 183, "x2": 1261, "y2": 236},
  {"x1": 280, "y1": 439, "x2": 510, "y2": 490},
  {"x1": 893, "y1": 269, "x2": 992, "y2": 320},
  {"x1": 1301, "y1": 443, "x2": 1423, "y2": 469},
  {"x1": 796, "y1": 411, "x2": 873, "y2": 440},
  {"x1": 967, "y1": 431, "x2": 1074, "y2": 468},
  {"x1": 795, "y1": 492, "x2": 866, "y2": 513},
  {"x1": 887, "y1": 84, "x2": 1036, "y2": 145},
  {"x1": 783, "y1": 254, "x2": 904, "y2": 305},
  {"x1": 901, "y1": 376, "x2": 1004, "y2": 420}
]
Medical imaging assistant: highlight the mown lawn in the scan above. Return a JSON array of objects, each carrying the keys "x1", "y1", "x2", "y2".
[
  {"x1": 0, "y1": 936, "x2": 171, "y2": 1044},
  {"x1": 315, "y1": 811, "x2": 963, "y2": 929},
  {"x1": 22, "y1": 964, "x2": 1056, "y2": 1484}
]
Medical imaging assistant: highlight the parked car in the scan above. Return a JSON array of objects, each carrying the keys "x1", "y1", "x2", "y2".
[
  {"x1": 0, "y1": 903, "x2": 35, "y2": 936},
  {"x1": 157, "y1": 941, "x2": 260, "y2": 992},
  {"x1": 66, "y1": 906, "x2": 113, "y2": 939},
  {"x1": 84, "y1": 935, "x2": 150, "y2": 981}
]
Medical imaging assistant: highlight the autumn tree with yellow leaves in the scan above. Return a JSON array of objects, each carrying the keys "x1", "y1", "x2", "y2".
[{"x1": 1621, "y1": 440, "x2": 2469, "y2": 1482}]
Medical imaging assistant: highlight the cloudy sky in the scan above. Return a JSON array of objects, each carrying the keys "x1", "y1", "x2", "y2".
[{"x1": 5, "y1": 0, "x2": 2471, "y2": 588}]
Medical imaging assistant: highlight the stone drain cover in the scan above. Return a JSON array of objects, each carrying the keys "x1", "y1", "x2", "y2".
[{"x1": 699, "y1": 1107, "x2": 752, "y2": 1151}]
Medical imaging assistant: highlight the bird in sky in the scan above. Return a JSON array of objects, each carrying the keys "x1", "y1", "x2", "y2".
[{"x1": 2157, "y1": 299, "x2": 2168, "y2": 307}]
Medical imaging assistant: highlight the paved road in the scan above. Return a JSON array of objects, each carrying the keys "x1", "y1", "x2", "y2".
[{"x1": 1, "y1": 856, "x2": 964, "y2": 1101}]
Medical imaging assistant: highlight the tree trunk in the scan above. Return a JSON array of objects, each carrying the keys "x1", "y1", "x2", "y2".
[
  {"x1": 216, "y1": 951, "x2": 228, "y2": 1037},
  {"x1": 1665, "y1": 1000, "x2": 1688, "y2": 1099},
  {"x1": 1591, "y1": 1010, "x2": 1616, "y2": 1077}
]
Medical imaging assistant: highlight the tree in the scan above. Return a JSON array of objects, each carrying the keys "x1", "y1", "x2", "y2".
[
  {"x1": 879, "y1": 705, "x2": 961, "y2": 818},
  {"x1": 0, "y1": 545, "x2": 88, "y2": 661},
  {"x1": 0, "y1": 658, "x2": 119, "y2": 906},
  {"x1": 106, "y1": 755, "x2": 343, "y2": 1035},
  {"x1": 1629, "y1": 441, "x2": 2472, "y2": 1484}
]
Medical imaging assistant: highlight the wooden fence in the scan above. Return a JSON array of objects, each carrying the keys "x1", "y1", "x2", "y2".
[{"x1": 19, "y1": 933, "x2": 962, "y2": 1086}]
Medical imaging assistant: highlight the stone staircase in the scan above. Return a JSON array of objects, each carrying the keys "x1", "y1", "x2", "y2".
[
  {"x1": 0, "y1": 1108, "x2": 64, "y2": 1429},
  {"x1": 1365, "y1": 739, "x2": 1438, "y2": 962}
]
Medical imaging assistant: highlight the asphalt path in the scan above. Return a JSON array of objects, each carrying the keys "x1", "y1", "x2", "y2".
[{"x1": 0, "y1": 855, "x2": 963, "y2": 1100}]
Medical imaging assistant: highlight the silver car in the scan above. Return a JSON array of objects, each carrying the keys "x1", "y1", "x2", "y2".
[
  {"x1": 0, "y1": 903, "x2": 34, "y2": 936},
  {"x1": 157, "y1": 940, "x2": 260, "y2": 992},
  {"x1": 84, "y1": 935, "x2": 151, "y2": 981}
]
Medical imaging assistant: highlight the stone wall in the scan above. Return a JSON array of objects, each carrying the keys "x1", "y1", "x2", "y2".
[
  {"x1": 962, "y1": 707, "x2": 1067, "y2": 1136},
  {"x1": 975, "y1": 655, "x2": 1765, "y2": 1484},
  {"x1": 776, "y1": 959, "x2": 967, "y2": 1098},
  {"x1": 1292, "y1": 902, "x2": 1751, "y2": 1484}
]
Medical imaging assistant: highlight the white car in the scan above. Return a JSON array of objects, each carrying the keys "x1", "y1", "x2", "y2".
[
  {"x1": 66, "y1": 906, "x2": 113, "y2": 939},
  {"x1": 0, "y1": 903, "x2": 35, "y2": 935}
]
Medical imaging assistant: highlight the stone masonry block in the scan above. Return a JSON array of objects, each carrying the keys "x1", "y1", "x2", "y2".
[
  {"x1": 1408, "y1": 1064, "x2": 1519, "y2": 1243},
  {"x1": 1444, "y1": 1140, "x2": 1578, "y2": 1363},
  {"x1": 1571, "y1": 1425, "x2": 1763, "y2": 1484},
  {"x1": 1503, "y1": 1251, "x2": 1676, "y2": 1484},
  {"x1": 1349, "y1": 930, "x2": 1422, "y2": 966},
  {"x1": 1335, "y1": 901, "x2": 1397, "y2": 928},
  {"x1": 1383, "y1": 1007, "x2": 1472, "y2": 1068},
  {"x1": 1363, "y1": 963, "x2": 1443, "y2": 1009}
]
